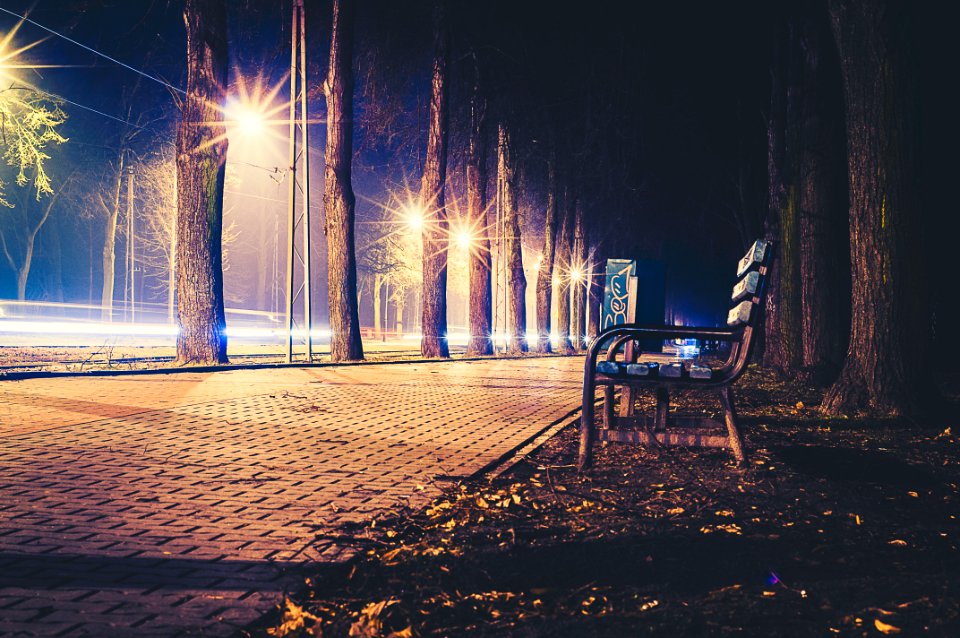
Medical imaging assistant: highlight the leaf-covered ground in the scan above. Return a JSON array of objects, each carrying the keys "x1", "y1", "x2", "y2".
[{"x1": 249, "y1": 367, "x2": 960, "y2": 638}]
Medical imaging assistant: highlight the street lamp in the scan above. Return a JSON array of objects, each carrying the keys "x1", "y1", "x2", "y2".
[
  {"x1": 224, "y1": 97, "x2": 265, "y2": 138},
  {"x1": 455, "y1": 229, "x2": 472, "y2": 249}
]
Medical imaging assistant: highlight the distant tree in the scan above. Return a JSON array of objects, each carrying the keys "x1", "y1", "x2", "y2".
[
  {"x1": 821, "y1": 0, "x2": 927, "y2": 416},
  {"x1": 0, "y1": 171, "x2": 72, "y2": 300},
  {"x1": 138, "y1": 146, "x2": 178, "y2": 321},
  {"x1": 324, "y1": 0, "x2": 364, "y2": 361},
  {"x1": 570, "y1": 199, "x2": 586, "y2": 351},
  {"x1": 554, "y1": 186, "x2": 574, "y2": 354},
  {"x1": 175, "y1": 0, "x2": 229, "y2": 364},
  {"x1": 420, "y1": 0, "x2": 451, "y2": 358},
  {"x1": 534, "y1": 149, "x2": 558, "y2": 353},
  {"x1": 0, "y1": 87, "x2": 66, "y2": 205},
  {"x1": 499, "y1": 123, "x2": 527, "y2": 354},
  {"x1": 464, "y1": 54, "x2": 493, "y2": 356}
]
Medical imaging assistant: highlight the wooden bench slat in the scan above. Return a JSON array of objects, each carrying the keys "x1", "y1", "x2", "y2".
[
  {"x1": 731, "y1": 270, "x2": 760, "y2": 302},
  {"x1": 737, "y1": 240, "x2": 770, "y2": 277},
  {"x1": 727, "y1": 300, "x2": 753, "y2": 326}
]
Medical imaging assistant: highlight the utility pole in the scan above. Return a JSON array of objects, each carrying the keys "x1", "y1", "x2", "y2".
[
  {"x1": 285, "y1": 0, "x2": 312, "y2": 363},
  {"x1": 124, "y1": 165, "x2": 135, "y2": 323}
]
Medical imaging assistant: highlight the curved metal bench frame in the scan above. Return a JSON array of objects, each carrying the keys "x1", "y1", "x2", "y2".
[{"x1": 578, "y1": 241, "x2": 772, "y2": 471}]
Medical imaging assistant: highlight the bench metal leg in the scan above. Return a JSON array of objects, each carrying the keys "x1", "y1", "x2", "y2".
[
  {"x1": 654, "y1": 387, "x2": 669, "y2": 431},
  {"x1": 579, "y1": 382, "x2": 597, "y2": 471},
  {"x1": 718, "y1": 386, "x2": 746, "y2": 464},
  {"x1": 602, "y1": 386, "x2": 615, "y2": 429}
]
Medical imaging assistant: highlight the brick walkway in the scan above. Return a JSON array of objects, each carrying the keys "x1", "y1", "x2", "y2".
[{"x1": 0, "y1": 356, "x2": 583, "y2": 637}]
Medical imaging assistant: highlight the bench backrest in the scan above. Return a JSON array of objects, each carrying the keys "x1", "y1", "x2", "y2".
[
  {"x1": 727, "y1": 239, "x2": 770, "y2": 329},
  {"x1": 723, "y1": 239, "x2": 772, "y2": 377}
]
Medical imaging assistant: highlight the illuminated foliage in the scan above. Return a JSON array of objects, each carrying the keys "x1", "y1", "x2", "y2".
[{"x1": 0, "y1": 88, "x2": 67, "y2": 205}]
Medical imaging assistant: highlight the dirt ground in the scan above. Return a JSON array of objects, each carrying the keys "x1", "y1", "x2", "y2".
[{"x1": 249, "y1": 367, "x2": 960, "y2": 638}]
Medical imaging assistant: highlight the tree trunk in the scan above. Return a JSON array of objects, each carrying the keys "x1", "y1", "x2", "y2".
[
  {"x1": 465, "y1": 56, "x2": 493, "y2": 356},
  {"x1": 822, "y1": 0, "x2": 927, "y2": 416},
  {"x1": 763, "y1": 22, "x2": 803, "y2": 375},
  {"x1": 101, "y1": 155, "x2": 124, "y2": 321},
  {"x1": 373, "y1": 273, "x2": 383, "y2": 339},
  {"x1": 555, "y1": 188, "x2": 574, "y2": 354},
  {"x1": 570, "y1": 199, "x2": 586, "y2": 351},
  {"x1": 323, "y1": 0, "x2": 364, "y2": 361},
  {"x1": 420, "y1": 0, "x2": 450, "y2": 359},
  {"x1": 798, "y1": 7, "x2": 849, "y2": 384},
  {"x1": 586, "y1": 242, "x2": 602, "y2": 341},
  {"x1": 535, "y1": 151, "x2": 558, "y2": 353},
  {"x1": 499, "y1": 123, "x2": 527, "y2": 354},
  {"x1": 175, "y1": 0, "x2": 229, "y2": 364}
]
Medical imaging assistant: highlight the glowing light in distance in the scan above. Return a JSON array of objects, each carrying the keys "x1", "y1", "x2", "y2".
[
  {"x1": 403, "y1": 203, "x2": 426, "y2": 231},
  {"x1": 224, "y1": 97, "x2": 265, "y2": 137},
  {"x1": 456, "y1": 230, "x2": 472, "y2": 249},
  {"x1": 570, "y1": 268, "x2": 584, "y2": 282}
]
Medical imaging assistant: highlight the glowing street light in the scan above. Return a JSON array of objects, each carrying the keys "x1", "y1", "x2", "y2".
[
  {"x1": 570, "y1": 267, "x2": 584, "y2": 283},
  {"x1": 455, "y1": 229, "x2": 472, "y2": 249},
  {"x1": 224, "y1": 97, "x2": 266, "y2": 138},
  {"x1": 402, "y1": 202, "x2": 425, "y2": 231}
]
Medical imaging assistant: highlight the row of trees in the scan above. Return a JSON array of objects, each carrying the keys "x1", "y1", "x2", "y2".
[{"x1": 761, "y1": 0, "x2": 929, "y2": 417}]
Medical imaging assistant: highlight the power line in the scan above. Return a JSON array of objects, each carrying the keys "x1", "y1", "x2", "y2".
[{"x1": 0, "y1": 6, "x2": 185, "y2": 95}]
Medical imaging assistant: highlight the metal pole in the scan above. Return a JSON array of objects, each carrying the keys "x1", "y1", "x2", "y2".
[
  {"x1": 299, "y1": 0, "x2": 312, "y2": 361},
  {"x1": 285, "y1": 0, "x2": 298, "y2": 363},
  {"x1": 125, "y1": 166, "x2": 133, "y2": 322},
  {"x1": 128, "y1": 167, "x2": 135, "y2": 323}
]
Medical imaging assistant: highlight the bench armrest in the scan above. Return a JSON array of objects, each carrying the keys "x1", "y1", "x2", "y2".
[{"x1": 593, "y1": 323, "x2": 743, "y2": 345}]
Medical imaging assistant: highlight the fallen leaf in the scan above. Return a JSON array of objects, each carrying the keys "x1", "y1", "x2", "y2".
[
  {"x1": 888, "y1": 539, "x2": 908, "y2": 546},
  {"x1": 874, "y1": 619, "x2": 901, "y2": 634}
]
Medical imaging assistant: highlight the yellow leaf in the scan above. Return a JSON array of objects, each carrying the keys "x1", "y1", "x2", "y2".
[
  {"x1": 874, "y1": 619, "x2": 901, "y2": 634},
  {"x1": 888, "y1": 539, "x2": 908, "y2": 546},
  {"x1": 476, "y1": 496, "x2": 489, "y2": 509},
  {"x1": 666, "y1": 507, "x2": 685, "y2": 515},
  {"x1": 715, "y1": 509, "x2": 735, "y2": 517},
  {"x1": 795, "y1": 401, "x2": 805, "y2": 410}
]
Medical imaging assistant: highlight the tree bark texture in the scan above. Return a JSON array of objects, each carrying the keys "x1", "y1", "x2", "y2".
[
  {"x1": 554, "y1": 188, "x2": 574, "y2": 354},
  {"x1": 763, "y1": 23, "x2": 803, "y2": 375},
  {"x1": 420, "y1": 0, "x2": 450, "y2": 358},
  {"x1": 323, "y1": 0, "x2": 364, "y2": 361},
  {"x1": 798, "y1": 8, "x2": 849, "y2": 384},
  {"x1": 175, "y1": 0, "x2": 229, "y2": 364},
  {"x1": 822, "y1": 0, "x2": 927, "y2": 416},
  {"x1": 499, "y1": 123, "x2": 527, "y2": 354},
  {"x1": 465, "y1": 59, "x2": 493, "y2": 356},
  {"x1": 571, "y1": 199, "x2": 586, "y2": 351},
  {"x1": 534, "y1": 152, "x2": 558, "y2": 353}
]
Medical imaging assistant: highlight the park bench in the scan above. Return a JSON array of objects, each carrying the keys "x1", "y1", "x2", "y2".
[{"x1": 578, "y1": 239, "x2": 772, "y2": 470}]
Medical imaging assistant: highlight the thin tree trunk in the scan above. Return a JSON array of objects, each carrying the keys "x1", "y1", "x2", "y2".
[
  {"x1": 571, "y1": 199, "x2": 586, "y2": 351},
  {"x1": 798, "y1": 7, "x2": 848, "y2": 384},
  {"x1": 465, "y1": 55, "x2": 492, "y2": 356},
  {"x1": 555, "y1": 187, "x2": 574, "y2": 354},
  {"x1": 101, "y1": 155, "x2": 124, "y2": 321},
  {"x1": 586, "y1": 240, "x2": 602, "y2": 341},
  {"x1": 822, "y1": 0, "x2": 927, "y2": 416},
  {"x1": 420, "y1": 0, "x2": 450, "y2": 358},
  {"x1": 373, "y1": 273, "x2": 383, "y2": 339},
  {"x1": 535, "y1": 151, "x2": 558, "y2": 353},
  {"x1": 175, "y1": 0, "x2": 229, "y2": 364},
  {"x1": 324, "y1": 0, "x2": 364, "y2": 361},
  {"x1": 499, "y1": 123, "x2": 527, "y2": 354}
]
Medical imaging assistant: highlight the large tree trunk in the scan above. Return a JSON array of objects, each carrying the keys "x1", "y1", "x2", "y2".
[
  {"x1": 420, "y1": 0, "x2": 450, "y2": 359},
  {"x1": 555, "y1": 188, "x2": 574, "y2": 354},
  {"x1": 499, "y1": 123, "x2": 527, "y2": 354},
  {"x1": 822, "y1": 0, "x2": 927, "y2": 416},
  {"x1": 763, "y1": 23, "x2": 803, "y2": 375},
  {"x1": 101, "y1": 155, "x2": 124, "y2": 321},
  {"x1": 570, "y1": 199, "x2": 587, "y2": 351},
  {"x1": 324, "y1": 0, "x2": 364, "y2": 361},
  {"x1": 535, "y1": 151, "x2": 558, "y2": 353},
  {"x1": 798, "y1": 7, "x2": 849, "y2": 384},
  {"x1": 465, "y1": 57, "x2": 492, "y2": 356},
  {"x1": 175, "y1": 0, "x2": 229, "y2": 364}
]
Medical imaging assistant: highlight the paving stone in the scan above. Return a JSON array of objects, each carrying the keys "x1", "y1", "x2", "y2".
[{"x1": 0, "y1": 357, "x2": 582, "y2": 636}]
